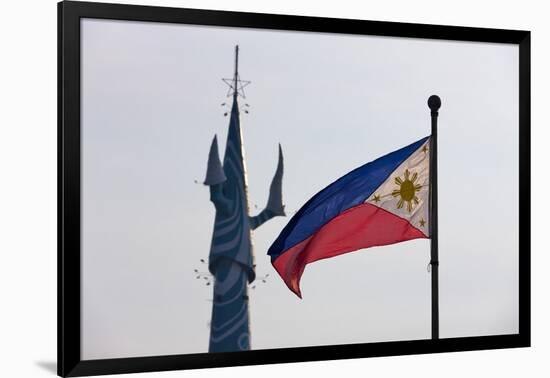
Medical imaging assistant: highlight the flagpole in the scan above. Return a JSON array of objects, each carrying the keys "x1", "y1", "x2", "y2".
[{"x1": 428, "y1": 95, "x2": 441, "y2": 340}]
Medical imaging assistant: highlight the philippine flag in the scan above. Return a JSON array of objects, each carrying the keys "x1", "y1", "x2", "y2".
[{"x1": 268, "y1": 137, "x2": 431, "y2": 298}]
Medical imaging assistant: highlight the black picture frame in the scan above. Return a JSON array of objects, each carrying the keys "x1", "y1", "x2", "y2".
[{"x1": 58, "y1": 1, "x2": 531, "y2": 376}]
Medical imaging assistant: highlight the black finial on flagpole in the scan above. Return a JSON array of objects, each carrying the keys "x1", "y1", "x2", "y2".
[
  {"x1": 428, "y1": 94, "x2": 440, "y2": 340},
  {"x1": 428, "y1": 95, "x2": 441, "y2": 114}
]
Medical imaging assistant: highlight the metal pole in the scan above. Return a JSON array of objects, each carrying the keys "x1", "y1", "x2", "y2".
[
  {"x1": 234, "y1": 45, "x2": 239, "y2": 101},
  {"x1": 428, "y1": 95, "x2": 441, "y2": 340}
]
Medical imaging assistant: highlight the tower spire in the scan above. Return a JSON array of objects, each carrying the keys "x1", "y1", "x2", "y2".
[
  {"x1": 233, "y1": 45, "x2": 239, "y2": 101},
  {"x1": 223, "y1": 45, "x2": 250, "y2": 99},
  {"x1": 205, "y1": 46, "x2": 285, "y2": 352}
]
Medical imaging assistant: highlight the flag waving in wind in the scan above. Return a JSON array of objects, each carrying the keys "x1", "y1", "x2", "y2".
[{"x1": 268, "y1": 136, "x2": 431, "y2": 298}]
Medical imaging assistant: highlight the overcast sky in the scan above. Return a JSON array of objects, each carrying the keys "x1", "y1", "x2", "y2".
[{"x1": 80, "y1": 18, "x2": 519, "y2": 360}]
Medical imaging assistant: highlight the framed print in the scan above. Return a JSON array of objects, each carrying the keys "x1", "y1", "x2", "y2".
[{"x1": 58, "y1": 1, "x2": 530, "y2": 376}]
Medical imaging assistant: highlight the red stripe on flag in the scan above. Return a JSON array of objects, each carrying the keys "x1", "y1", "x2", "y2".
[{"x1": 272, "y1": 202, "x2": 428, "y2": 298}]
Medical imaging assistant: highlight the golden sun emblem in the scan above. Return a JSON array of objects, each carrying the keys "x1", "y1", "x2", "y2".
[{"x1": 392, "y1": 169, "x2": 422, "y2": 212}]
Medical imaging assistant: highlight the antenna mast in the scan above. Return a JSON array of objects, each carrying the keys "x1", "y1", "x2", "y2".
[
  {"x1": 223, "y1": 45, "x2": 250, "y2": 99},
  {"x1": 234, "y1": 45, "x2": 239, "y2": 100}
]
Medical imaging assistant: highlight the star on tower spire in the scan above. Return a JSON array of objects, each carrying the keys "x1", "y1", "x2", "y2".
[{"x1": 222, "y1": 45, "x2": 251, "y2": 98}]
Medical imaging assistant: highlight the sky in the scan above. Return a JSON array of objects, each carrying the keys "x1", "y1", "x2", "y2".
[{"x1": 80, "y1": 18, "x2": 519, "y2": 360}]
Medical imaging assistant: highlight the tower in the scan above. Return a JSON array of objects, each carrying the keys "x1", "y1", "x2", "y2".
[{"x1": 204, "y1": 46, "x2": 285, "y2": 352}]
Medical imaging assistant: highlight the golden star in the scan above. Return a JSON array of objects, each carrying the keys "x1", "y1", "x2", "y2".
[
  {"x1": 372, "y1": 194, "x2": 381, "y2": 203},
  {"x1": 422, "y1": 145, "x2": 428, "y2": 154},
  {"x1": 419, "y1": 218, "x2": 426, "y2": 227}
]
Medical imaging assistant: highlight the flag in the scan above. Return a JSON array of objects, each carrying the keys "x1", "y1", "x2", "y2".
[{"x1": 268, "y1": 136, "x2": 431, "y2": 298}]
